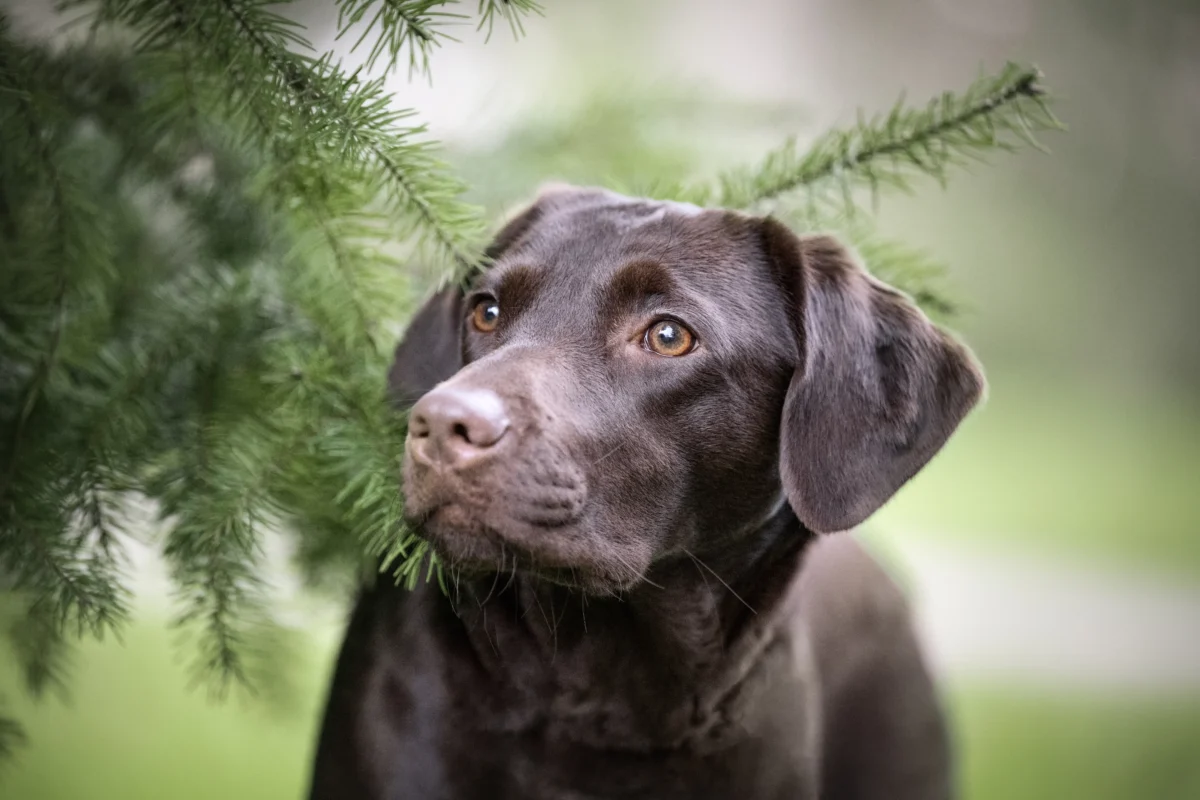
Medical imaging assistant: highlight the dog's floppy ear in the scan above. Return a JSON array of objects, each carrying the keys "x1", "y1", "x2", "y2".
[
  {"x1": 387, "y1": 286, "x2": 466, "y2": 409},
  {"x1": 760, "y1": 218, "x2": 984, "y2": 533},
  {"x1": 387, "y1": 199, "x2": 548, "y2": 408}
]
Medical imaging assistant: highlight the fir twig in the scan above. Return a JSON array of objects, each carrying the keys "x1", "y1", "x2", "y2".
[
  {"x1": 336, "y1": 0, "x2": 464, "y2": 78},
  {"x1": 694, "y1": 62, "x2": 1062, "y2": 214},
  {"x1": 98, "y1": 0, "x2": 486, "y2": 271},
  {"x1": 214, "y1": 0, "x2": 484, "y2": 270},
  {"x1": 7, "y1": 599, "x2": 74, "y2": 702},
  {"x1": 335, "y1": 0, "x2": 543, "y2": 77},
  {"x1": 1, "y1": 41, "x2": 72, "y2": 507},
  {"x1": 0, "y1": 21, "x2": 127, "y2": 653},
  {"x1": 162, "y1": 412, "x2": 287, "y2": 696},
  {"x1": 0, "y1": 709, "x2": 25, "y2": 761},
  {"x1": 477, "y1": 0, "x2": 544, "y2": 40}
]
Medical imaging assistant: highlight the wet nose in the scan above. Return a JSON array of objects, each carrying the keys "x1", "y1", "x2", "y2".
[{"x1": 408, "y1": 386, "x2": 510, "y2": 467}]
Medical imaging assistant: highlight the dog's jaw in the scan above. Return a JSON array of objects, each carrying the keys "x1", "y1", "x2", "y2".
[{"x1": 435, "y1": 500, "x2": 815, "y2": 752}]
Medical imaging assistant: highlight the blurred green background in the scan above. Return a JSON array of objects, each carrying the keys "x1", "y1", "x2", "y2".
[{"x1": 2, "y1": 0, "x2": 1198, "y2": 797}]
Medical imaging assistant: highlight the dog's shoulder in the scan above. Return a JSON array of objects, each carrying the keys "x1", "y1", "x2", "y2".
[{"x1": 794, "y1": 534, "x2": 914, "y2": 659}]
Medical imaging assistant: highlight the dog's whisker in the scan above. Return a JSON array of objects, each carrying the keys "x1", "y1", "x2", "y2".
[
  {"x1": 548, "y1": 589, "x2": 560, "y2": 663},
  {"x1": 501, "y1": 549, "x2": 519, "y2": 595},
  {"x1": 554, "y1": 588, "x2": 569, "y2": 630},
  {"x1": 686, "y1": 553, "x2": 713, "y2": 591},
  {"x1": 480, "y1": 607, "x2": 498, "y2": 656},
  {"x1": 577, "y1": 578, "x2": 588, "y2": 635},
  {"x1": 686, "y1": 554, "x2": 710, "y2": 597},
  {"x1": 608, "y1": 549, "x2": 662, "y2": 590},
  {"x1": 639, "y1": 573, "x2": 665, "y2": 591},
  {"x1": 587, "y1": 440, "x2": 628, "y2": 467},
  {"x1": 683, "y1": 548, "x2": 756, "y2": 615},
  {"x1": 531, "y1": 586, "x2": 552, "y2": 641},
  {"x1": 479, "y1": 547, "x2": 504, "y2": 608}
]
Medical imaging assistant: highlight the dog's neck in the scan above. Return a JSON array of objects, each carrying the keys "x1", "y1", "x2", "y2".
[{"x1": 438, "y1": 506, "x2": 814, "y2": 750}]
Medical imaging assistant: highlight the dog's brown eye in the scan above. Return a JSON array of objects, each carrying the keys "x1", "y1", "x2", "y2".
[
  {"x1": 471, "y1": 299, "x2": 500, "y2": 333},
  {"x1": 644, "y1": 320, "x2": 696, "y2": 357}
]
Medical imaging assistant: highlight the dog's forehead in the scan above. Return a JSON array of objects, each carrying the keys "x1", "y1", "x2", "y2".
[
  {"x1": 490, "y1": 192, "x2": 763, "y2": 294},
  {"x1": 537, "y1": 186, "x2": 707, "y2": 225}
]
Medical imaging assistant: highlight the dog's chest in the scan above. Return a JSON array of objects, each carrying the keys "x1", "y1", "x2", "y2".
[
  {"x1": 413, "y1": 628, "x2": 821, "y2": 800},
  {"x1": 406, "y1": 711, "x2": 817, "y2": 800},
  {"x1": 367, "y1": 577, "x2": 821, "y2": 799},
  {"x1": 494, "y1": 736, "x2": 817, "y2": 800}
]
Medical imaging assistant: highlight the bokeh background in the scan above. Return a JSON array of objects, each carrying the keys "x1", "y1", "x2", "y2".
[{"x1": 2, "y1": 0, "x2": 1199, "y2": 798}]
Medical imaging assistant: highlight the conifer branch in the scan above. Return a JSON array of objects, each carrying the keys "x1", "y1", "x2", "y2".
[
  {"x1": 7, "y1": 597, "x2": 74, "y2": 701},
  {"x1": 1, "y1": 276, "x2": 64, "y2": 507},
  {"x1": 0, "y1": 24, "x2": 126, "y2": 649},
  {"x1": 214, "y1": 0, "x2": 484, "y2": 269},
  {"x1": 477, "y1": 0, "x2": 543, "y2": 39},
  {"x1": 337, "y1": 0, "x2": 463, "y2": 78},
  {"x1": 314, "y1": 214, "x2": 384, "y2": 356},
  {"x1": 98, "y1": 0, "x2": 486, "y2": 271},
  {"x1": 695, "y1": 63, "x2": 1061, "y2": 214},
  {"x1": 0, "y1": 708, "x2": 24, "y2": 761},
  {"x1": 0, "y1": 44, "x2": 70, "y2": 508},
  {"x1": 162, "y1": 409, "x2": 290, "y2": 695},
  {"x1": 136, "y1": 265, "x2": 293, "y2": 693},
  {"x1": 334, "y1": 0, "x2": 543, "y2": 77},
  {"x1": 269, "y1": 344, "x2": 414, "y2": 579},
  {"x1": 12, "y1": 487, "x2": 130, "y2": 643}
]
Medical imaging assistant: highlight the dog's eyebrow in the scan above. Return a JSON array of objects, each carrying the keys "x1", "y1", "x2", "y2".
[
  {"x1": 491, "y1": 264, "x2": 543, "y2": 312},
  {"x1": 602, "y1": 259, "x2": 676, "y2": 314}
]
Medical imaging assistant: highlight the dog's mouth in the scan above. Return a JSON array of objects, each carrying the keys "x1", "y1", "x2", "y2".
[
  {"x1": 404, "y1": 466, "x2": 587, "y2": 530},
  {"x1": 402, "y1": 458, "x2": 640, "y2": 590},
  {"x1": 416, "y1": 502, "x2": 641, "y2": 593},
  {"x1": 407, "y1": 498, "x2": 655, "y2": 595}
]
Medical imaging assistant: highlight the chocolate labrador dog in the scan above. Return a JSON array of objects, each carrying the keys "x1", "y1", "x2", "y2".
[{"x1": 309, "y1": 185, "x2": 984, "y2": 799}]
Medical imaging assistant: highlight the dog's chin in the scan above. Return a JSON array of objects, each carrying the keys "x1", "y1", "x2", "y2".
[{"x1": 408, "y1": 503, "x2": 645, "y2": 594}]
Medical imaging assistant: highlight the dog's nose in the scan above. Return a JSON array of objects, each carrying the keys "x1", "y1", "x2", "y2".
[{"x1": 408, "y1": 386, "x2": 510, "y2": 467}]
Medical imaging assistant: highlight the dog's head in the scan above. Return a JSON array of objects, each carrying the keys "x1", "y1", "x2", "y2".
[{"x1": 394, "y1": 186, "x2": 983, "y2": 592}]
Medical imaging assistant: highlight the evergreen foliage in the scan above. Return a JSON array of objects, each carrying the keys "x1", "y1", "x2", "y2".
[
  {"x1": 684, "y1": 62, "x2": 1058, "y2": 214},
  {"x1": 0, "y1": 0, "x2": 1056, "y2": 752}
]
